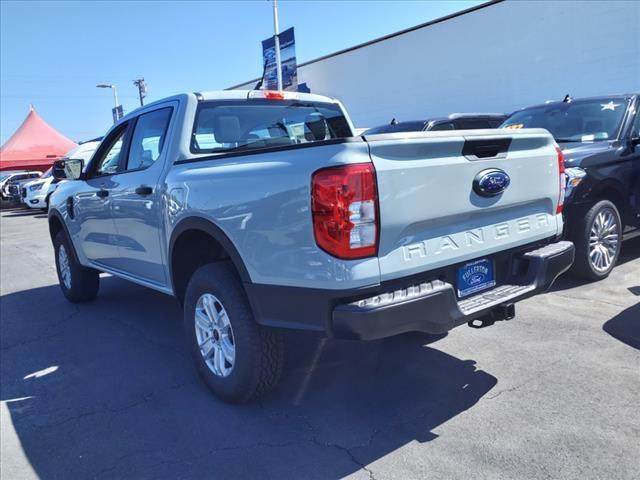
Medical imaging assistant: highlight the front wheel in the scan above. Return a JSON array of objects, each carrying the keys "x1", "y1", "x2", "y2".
[
  {"x1": 183, "y1": 262, "x2": 284, "y2": 403},
  {"x1": 570, "y1": 200, "x2": 622, "y2": 281},
  {"x1": 54, "y1": 231, "x2": 100, "y2": 302}
]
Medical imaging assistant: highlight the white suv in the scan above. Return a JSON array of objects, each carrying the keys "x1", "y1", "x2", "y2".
[
  {"x1": 0, "y1": 171, "x2": 41, "y2": 201},
  {"x1": 23, "y1": 140, "x2": 101, "y2": 210}
]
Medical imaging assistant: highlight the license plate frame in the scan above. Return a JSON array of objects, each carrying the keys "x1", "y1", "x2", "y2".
[{"x1": 456, "y1": 258, "x2": 496, "y2": 298}]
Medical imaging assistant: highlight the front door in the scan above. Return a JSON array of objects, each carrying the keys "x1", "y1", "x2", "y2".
[
  {"x1": 109, "y1": 106, "x2": 174, "y2": 286},
  {"x1": 75, "y1": 124, "x2": 129, "y2": 269}
]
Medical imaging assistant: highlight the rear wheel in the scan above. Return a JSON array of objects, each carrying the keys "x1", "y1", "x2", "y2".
[
  {"x1": 570, "y1": 200, "x2": 622, "y2": 281},
  {"x1": 54, "y1": 231, "x2": 100, "y2": 302},
  {"x1": 184, "y1": 262, "x2": 284, "y2": 403}
]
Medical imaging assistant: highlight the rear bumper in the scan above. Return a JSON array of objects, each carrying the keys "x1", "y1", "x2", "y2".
[
  {"x1": 333, "y1": 241, "x2": 574, "y2": 339},
  {"x1": 245, "y1": 240, "x2": 574, "y2": 340}
]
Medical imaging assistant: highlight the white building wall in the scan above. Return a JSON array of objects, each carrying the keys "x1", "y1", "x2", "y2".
[{"x1": 232, "y1": 0, "x2": 640, "y2": 128}]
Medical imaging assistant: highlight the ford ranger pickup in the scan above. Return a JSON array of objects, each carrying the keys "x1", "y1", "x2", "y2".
[{"x1": 48, "y1": 90, "x2": 574, "y2": 403}]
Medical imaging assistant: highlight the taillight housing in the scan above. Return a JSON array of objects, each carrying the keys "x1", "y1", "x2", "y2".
[
  {"x1": 311, "y1": 163, "x2": 379, "y2": 259},
  {"x1": 556, "y1": 146, "x2": 566, "y2": 214}
]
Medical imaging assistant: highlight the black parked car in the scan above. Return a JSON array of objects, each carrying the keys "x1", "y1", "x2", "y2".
[
  {"x1": 502, "y1": 94, "x2": 640, "y2": 280},
  {"x1": 364, "y1": 113, "x2": 508, "y2": 135}
]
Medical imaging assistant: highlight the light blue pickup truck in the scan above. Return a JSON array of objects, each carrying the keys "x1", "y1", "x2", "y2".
[{"x1": 48, "y1": 90, "x2": 574, "y2": 402}]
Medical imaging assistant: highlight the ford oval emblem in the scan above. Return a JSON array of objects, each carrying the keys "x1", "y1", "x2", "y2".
[{"x1": 473, "y1": 168, "x2": 511, "y2": 197}]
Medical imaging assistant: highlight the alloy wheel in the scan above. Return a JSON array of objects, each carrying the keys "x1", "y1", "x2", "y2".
[
  {"x1": 588, "y1": 209, "x2": 619, "y2": 272},
  {"x1": 194, "y1": 293, "x2": 236, "y2": 377},
  {"x1": 58, "y1": 245, "x2": 72, "y2": 289}
]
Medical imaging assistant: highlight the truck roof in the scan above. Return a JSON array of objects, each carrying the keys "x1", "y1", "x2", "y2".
[
  {"x1": 199, "y1": 90, "x2": 338, "y2": 104},
  {"x1": 136, "y1": 90, "x2": 339, "y2": 109},
  {"x1": 119, "y1": 90, "x2": 342, "y2": 124}
]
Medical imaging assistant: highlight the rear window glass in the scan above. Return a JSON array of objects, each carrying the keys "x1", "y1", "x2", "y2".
[
  {"x1": 191, "y1": 99, "x2": 352, "y2": 154},
  {"x1": 456, "y1": 119, "x2": 491, "y2": 129},
  {"x1": 428, "y1": 122, "x2": 455, "y2": 131}
]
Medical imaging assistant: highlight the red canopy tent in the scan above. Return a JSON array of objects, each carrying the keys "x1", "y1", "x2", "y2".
[{"x1": 0, "y1": 106, "x2": 77, "y2": 172}]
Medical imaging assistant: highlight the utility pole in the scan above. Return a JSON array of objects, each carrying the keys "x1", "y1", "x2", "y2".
[
  {"x1": 272, "y1": 0, "x2": 283, "y2": 91},
  {"x1": 133, "y1": 78, "x2": 146, "y2": 106}
]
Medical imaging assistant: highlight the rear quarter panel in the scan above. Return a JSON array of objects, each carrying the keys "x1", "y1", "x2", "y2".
[{"x1": 164, "y1": 140, "x2": 381, "y2": 289}]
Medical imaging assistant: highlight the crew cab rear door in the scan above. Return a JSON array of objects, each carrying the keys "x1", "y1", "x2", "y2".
[{"x1": 365, "y1": 129, "x2": 562, "y2": 282}]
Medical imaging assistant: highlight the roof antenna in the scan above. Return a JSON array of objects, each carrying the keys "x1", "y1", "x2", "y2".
[
  {"x1": 563, "y1": 94, "x2": 572, "y2": 103},
  {"x1": 390, "y1": 118, "x2": 398, "y2": 125},
  {"x1": 254, "y1": 58, "x2": 269, "y2": 91}
]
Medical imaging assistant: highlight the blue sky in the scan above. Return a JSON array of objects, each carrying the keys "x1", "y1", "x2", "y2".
[{"x1": 1, "y1": 0, "x2": 484, "y2": 144}]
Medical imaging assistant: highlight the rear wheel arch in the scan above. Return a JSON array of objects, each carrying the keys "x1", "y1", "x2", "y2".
[
  {"x1": 588, "y1": 180, "x2": 627, "y2": 225},
  {"x1": 169, "y1": 217, "x2": 251, "y2": 304}
]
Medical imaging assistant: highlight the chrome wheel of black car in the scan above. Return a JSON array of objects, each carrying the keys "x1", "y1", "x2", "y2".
[
  {"x1": 570, "y1": 200, "x2": 622, "y2": 281},
  {"x1": 588, "y1": 209, "x2": 619, "y2": 272}
]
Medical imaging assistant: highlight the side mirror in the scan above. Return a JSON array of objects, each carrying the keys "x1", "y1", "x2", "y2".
[{"x1": 53, "y1": 158, "x2": 84, "y2": 181}]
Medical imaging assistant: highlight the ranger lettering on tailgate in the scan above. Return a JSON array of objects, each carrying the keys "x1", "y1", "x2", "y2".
[{"x1": 403, "y1": 213, "x2": 553, "y2": 261}]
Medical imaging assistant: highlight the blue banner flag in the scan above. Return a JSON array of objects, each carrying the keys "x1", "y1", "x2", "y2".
[{"x1": 261, "y1": 27, "x2": 298, "y2": 91}]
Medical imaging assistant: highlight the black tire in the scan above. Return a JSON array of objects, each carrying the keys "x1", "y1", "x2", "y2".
[
  {"x1": 183, "y1": 262, "x2": 284, "y2": 403},
  {"x1": 569, "y1": 200, "x2": 622, "y2": 281},
  {"x1": 43, "y1": 193, "x2": 51, "y2": 211},
  {"x1": 53, "y1": 231, "x2": 100, "y2": 303}
]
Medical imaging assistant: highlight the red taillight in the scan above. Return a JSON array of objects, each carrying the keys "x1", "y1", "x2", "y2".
[
  {"x1": 311, "y1": 163, "x2": 379, "y2": 259},
  {"x1": 264, "y1": 90, "x2": 285, "y2": 100},
  {"x1": 248, "y1": 90, "x2": 297, "y2": 101},
  {"x1": 556, "y1": 146, "x2": 566, "y2": 214}
]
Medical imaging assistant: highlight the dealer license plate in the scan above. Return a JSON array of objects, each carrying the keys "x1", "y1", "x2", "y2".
[{"x1": 457, "y1": 258, "x2": 496, "y2": 298}]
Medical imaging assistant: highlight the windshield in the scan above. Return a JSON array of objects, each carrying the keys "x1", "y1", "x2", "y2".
[
  {"x1": 191, "y1": 99, "x2": 352, "y2": 154},
  {"x1": 40, "y1": 167, "x2": 53, "y2": 179},
  {"x1": 501, "y1": 98, "x2": 629, "y2": 142}
]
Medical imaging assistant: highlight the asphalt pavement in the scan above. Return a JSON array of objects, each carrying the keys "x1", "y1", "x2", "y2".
[{"x1": 1, "y1": 207, "x2": 639, "y2": 480}]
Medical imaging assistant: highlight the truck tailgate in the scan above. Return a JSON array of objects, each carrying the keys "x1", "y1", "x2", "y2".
[{"x1": 364, "y1": 129, "x2": 562, "y2": 281}]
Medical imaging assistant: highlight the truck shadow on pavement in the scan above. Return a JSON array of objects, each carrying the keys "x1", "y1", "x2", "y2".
[
  {"x1": 602, "y1": 303, "x2": 640, "y2": 350},
  {"x1": 1, "y1": 277, "x2": 497, "y2": 479}
]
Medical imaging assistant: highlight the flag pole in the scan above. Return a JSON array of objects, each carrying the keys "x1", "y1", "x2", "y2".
[{"x1": 272, "y1": 0, "x2": 283, "y2": 91}]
